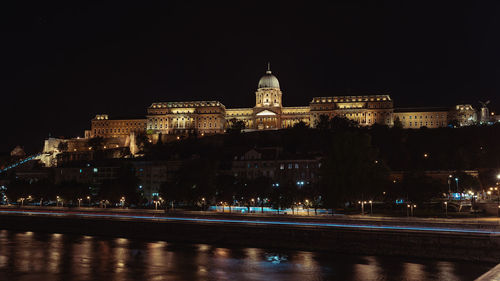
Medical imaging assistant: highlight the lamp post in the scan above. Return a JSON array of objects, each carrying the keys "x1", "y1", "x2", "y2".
[
  {"x1": 56, "y1": 196, "x2": 60, "y2": 207},
  {"x1": 77, "y1": 198, "x2": 82, "y2": 208},
  {"x1": 87, "y1": 196, "x2": 91, "y2": 207},
  {"x1": 20, "y1": 197, "x2": 24, "y2": 207},
  {"x1": 305, "y1": 199, "x2": 310, "y2": 215},
  {"x1": 358, "y1": 201, "x2": 365, "y2": 215},
  {"x1": 444, "y1": 201, "x2": 448, "y2": 218},
  {"x1": 120, "y1": 197, "x2": 125, "y2": 208},
  {"x1": 496, "y1": 173, "x2": 500, "y2": 209},
  {"x1": 448, "y1": 175, "x2": 452, "y2": 195},
  {"x1": 369, "y1": 200, "x2": 373, "y2": 215}
]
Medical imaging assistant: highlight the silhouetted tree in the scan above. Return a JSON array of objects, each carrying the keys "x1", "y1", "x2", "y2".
[
  {"x1": 227, "y1": 118, "x2": 246, "y2": 134},
  {"x1": 393, "y1": 117, "x2": 403, "y2": 129},
  {"x1": 87, "y1": 137, "x2": 104, "y2": 150},
  {"x1": 319, "y1": 132, "x2": 390, "y2": 208}
]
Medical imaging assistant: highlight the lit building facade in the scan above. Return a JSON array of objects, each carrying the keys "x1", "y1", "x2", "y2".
[
  {"x1": 91, "y1": 114, "x2": 147, "y2": 138},
  {"x1": 86, "y1": 65, "x2": 478, "y2": 141},
  {"x1": 146, "y1": 101, "x2": 226, "y2": 137},
  {"x1": 394, "y1": 108, "x2": 449, "y2": 129}
]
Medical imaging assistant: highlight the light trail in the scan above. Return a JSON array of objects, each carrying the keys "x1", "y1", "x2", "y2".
[{"x1": 1, "y1": 209, "x2": 499, "y2": 235}]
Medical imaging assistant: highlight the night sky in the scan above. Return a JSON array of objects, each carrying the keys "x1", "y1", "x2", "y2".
[{"x1": 2, "y1": 1, "x2": 500, "y2": 153}]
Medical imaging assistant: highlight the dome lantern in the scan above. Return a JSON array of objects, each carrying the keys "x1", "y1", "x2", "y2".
[{"x1": 258, "y1": 63, "x2": 280, "y2": 89}]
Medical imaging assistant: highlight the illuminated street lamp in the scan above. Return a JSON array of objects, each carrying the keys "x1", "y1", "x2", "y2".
[
  {"x1": 20, "y1": 197, "x2": 25, "y2": 207},
  {"x1": 305, "y1": 199, "x2": 310, "y2": 215},
  {"x1": 448, "y1": 175, "x2": 452, "y2": 195},
  {"x1": 369, "y1": 200, "x2": 373, "y2": 215},
  {"x1": 77, "y1": 198, "x2": 82, "y2": 208},
  {"x1": 87, "y1": 196, "x2": 91, "y2": 207},
  {"x1": 358, "y1": 201, "x2": 366, "y2": 215},
  {"x1": 407, "y1": 204, "x2": 416, "y2": 217},
  {"x1": 154, "y1": 200, "x2": 159, "y2": 210},
  {"x1": 120, "y1": 196, "x2": 125, "y2": 208},
  {"x1": 444, "y1": 201, "x2": 448, "y2": 217}
]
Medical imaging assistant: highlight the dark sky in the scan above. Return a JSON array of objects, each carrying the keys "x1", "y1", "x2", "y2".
[{"x1": 1, "y1": 1, "x2": 500, "y2": 153}]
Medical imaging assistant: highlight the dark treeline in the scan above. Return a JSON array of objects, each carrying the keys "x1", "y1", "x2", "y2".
[
  {"x1": 145, "y1": 118, "x2": 500, "y2": 209},
  {"x1": 2, "y1": 117, "x2": 500, "y2": 210}
]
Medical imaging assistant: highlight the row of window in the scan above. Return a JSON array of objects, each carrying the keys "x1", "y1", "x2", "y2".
[
  {"x1": 93, "y1": 122, "x2": 145, "y2": 127},
  {"x1": 400, "y1": 114, "x2": 446, "y2": 120},
  {"x1": 405, "y1": 121, "x2": 446, "y2": 127},
  {"x1": 94, "y1": 128, "x2": 142, "y2": 135}
]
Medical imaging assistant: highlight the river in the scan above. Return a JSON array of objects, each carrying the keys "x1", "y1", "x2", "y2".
[{"x1": 0, "y1": 230, "x2": 494, "y2": 280}]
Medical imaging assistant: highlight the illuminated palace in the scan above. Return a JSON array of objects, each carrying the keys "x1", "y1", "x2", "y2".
[{"x1": 87, "y1": 65, "x2": 476, "y2": 142}]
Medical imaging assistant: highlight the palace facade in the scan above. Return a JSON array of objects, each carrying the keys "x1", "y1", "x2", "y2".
[{"x1": 87, "y1": 65, "x2": 477, "y2": 142}]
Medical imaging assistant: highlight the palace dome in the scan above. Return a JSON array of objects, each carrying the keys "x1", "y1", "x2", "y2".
[{"x1": 258, "y1": 66, "x2": 280, "y2": 89}]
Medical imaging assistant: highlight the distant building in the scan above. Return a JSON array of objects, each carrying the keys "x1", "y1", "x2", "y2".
[
  {"x1": 231, "y1": 148, "x2": 321, "y2": 184},
  {"x1": 91, "y1": 114, "x2": 147, "y2": 138},
  {"x1": 81, "y1": 64, "x2": 480, "y2": 142},
  {"x1": 394, "y1": 108, "x2": 449, "y2": 129},
  {"x1": 450, "y1": 104, "x2": 477, "y2": 127}
]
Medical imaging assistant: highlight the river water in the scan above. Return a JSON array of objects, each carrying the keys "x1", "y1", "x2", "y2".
[{"x1": 0, "y1": 230, "x2": 494, "y2": 281}]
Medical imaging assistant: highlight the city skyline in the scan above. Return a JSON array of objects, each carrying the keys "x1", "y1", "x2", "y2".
[{"x1": 2, "y1": 2, "x2": 500, "y2": 153}]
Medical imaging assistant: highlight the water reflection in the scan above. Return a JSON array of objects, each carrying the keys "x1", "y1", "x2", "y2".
[{"x1": 0, "y1": 230, "x2": 493, "y2": 281}]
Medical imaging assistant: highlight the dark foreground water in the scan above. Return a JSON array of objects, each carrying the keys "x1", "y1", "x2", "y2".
[{"x1": 0, "y1": 230, "x2": 494, "y2": 281}]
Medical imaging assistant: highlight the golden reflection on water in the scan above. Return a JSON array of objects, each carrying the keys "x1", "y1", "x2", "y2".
[
  {"x1": 352, "y1": 256, "x2": 382, "y2": 281},
  {"x1": 72, "y1": 235, "x2": 93, "y2": 278},
  {"x1": 48, "y1": 233, "x2": 63, "y2": 273},
  {"x1": 402, "y1": 262, "x2": 427, "y2": 281},
  {"x1": 0, "y1": 230, "x2": 493, "y2": 281},
  {"x1": 114, "y1": 238, "x2": 129, "y2": 274}
]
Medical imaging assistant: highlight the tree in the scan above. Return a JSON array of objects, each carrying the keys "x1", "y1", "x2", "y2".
[
  {"x1": 57, "y1": 141, "x2": 68, "y2": 152},
  {"x1": 329, "y1": 116, "x2": 358, "y2": 131},
  {"x1": 389, "y1": 171, "x2": 447, "y2": 204},
  {"x1": 87, "y1": 137, "x2": 104, "y2": 150},
  {"x1": 292, "y1": 121, "x2": 309, "y2": 130},
  {"x1": 269, "y1": 180, "x2": 298, "y2": 213},
  {"x1": 215, "y1": 174, "x2": 238, "y2": 205},
  {"x1": 319, "y1": 132, "x2": 390, "y2": 208},
  {"x1": 227, "y1": 118, "x2": 246, "y2": 134},
  {"x1": 135, "y1": 132, "x2": 150, "y2": 150},
  {"x1": 163, "y1": 158, "x2": 219, "y2": 206},
  {"x1": 98, "y1": 164, "x2": 141, "y2": 205},
  {"x1": 393, "y1": 117, "x2": 403, "y2": 129},
  {"x1": 315, "y1": 114, "x2": 330, "y2": 131}
]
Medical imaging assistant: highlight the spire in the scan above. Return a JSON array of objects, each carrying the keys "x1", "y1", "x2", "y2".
[{"x1": 266, "y1": 62, "x2": 271, "y2": 74}]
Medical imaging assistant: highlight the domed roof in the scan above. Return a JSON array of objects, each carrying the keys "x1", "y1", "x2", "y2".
[{"x1": 258, "y1": 64, "x2": 280, "y2": 89}]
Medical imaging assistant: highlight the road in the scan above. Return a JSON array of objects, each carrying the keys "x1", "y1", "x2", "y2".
[{"x1": 2, "y1": 207, "x2": 500, "y2": 236}]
